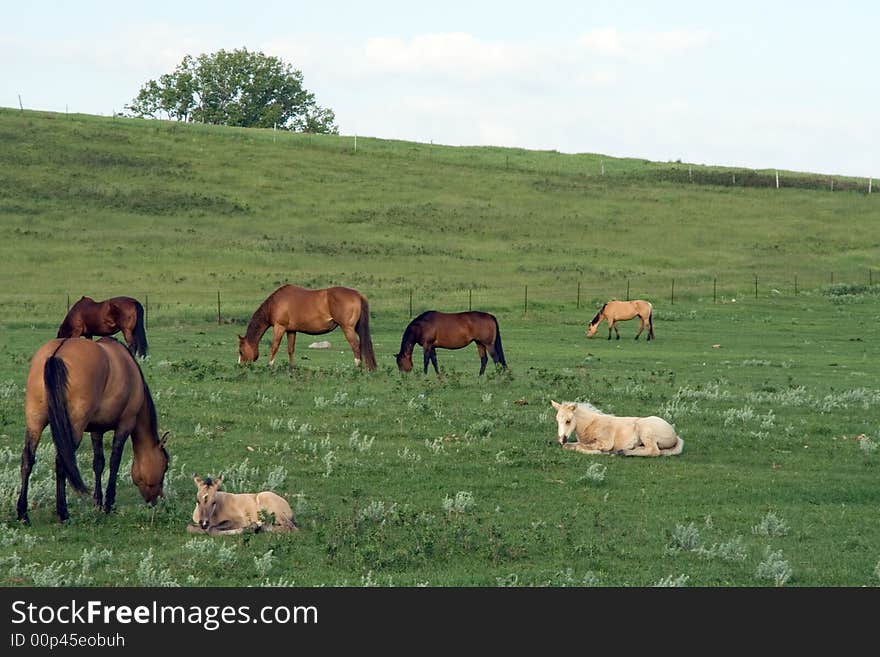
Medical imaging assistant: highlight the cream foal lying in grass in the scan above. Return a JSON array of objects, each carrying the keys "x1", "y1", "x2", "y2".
[
  {"x1": 187, "y1": 475, "x2": 298, "y2": 535},
  {"x1": 551, "y1": 400, "x2": 684, "y2": 457}
]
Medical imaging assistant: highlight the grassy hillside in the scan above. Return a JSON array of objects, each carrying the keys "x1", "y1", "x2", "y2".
[
  {"x1": 0, "y1": 109, "x2": 879, "y2": 587},
  {"x1": 1, "y1": 108, "x2": 877, "y2": 320}
]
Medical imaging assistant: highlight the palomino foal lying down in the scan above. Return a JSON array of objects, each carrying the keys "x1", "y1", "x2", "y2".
[
  {"x1": 551, "y1": 400, "x2": 683, "y2": 457},
  {"x1": 189, "y1": 475, "x2": 298, "y2": 535}
]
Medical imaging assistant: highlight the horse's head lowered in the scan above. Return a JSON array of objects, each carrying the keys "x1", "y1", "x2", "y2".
[
  {"x1": 237, "y1": 335, "x2": 258, "y2": 363},
  {"x1": 131, "y1": 431, "x2": 170, "y2": 504},
  {"x1": 193, "y1": 474, "x2": 223, "y2": 530},
  {"x1": 395, "y1": 351, "x2": 413, "y2": 372},
  {"x1": 551, "y1": 400, "x2": 578, "y2": 445}
]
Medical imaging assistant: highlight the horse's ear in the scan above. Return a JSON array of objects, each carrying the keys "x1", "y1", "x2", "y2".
[
  {"x1": 550, "y1": 400, "x2": 561, "y2": 410},
  {"x1": 215, "y1": 474, "x2": 224, "y2": 487},
  {"x1": 565, "y1": 403, "x2": 578, "y2": 411},
  {"x1": 237, "y1": 334, "x2": 244, "y2": 342},
  {"x1": 159, "y1": 431, "x2": 170, "y2": 447},
  {"x1": 193, "y1": 474, "x2": 202, "y2": 487}
]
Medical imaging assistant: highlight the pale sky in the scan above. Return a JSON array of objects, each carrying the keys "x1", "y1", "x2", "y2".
[{"x1": 3, "y1": 1, "x2": 877, "y2": 177}]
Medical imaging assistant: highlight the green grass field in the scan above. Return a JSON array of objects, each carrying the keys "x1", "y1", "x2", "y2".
[{"x1": 0, "y1": 109, "x2": 878, "y2": 586}]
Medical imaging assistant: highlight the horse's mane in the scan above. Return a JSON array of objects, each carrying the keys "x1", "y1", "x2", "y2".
[
  {"x1": 575, "y1": 401, "x2": 606, "y2": 415},
  {"x1": 130, "y1": 352, "x2": 165, "y2": 455},
  {"x1": 244, "y1": 296, "x2": 273, "y2": 343},
  {"x1": 589, "y1": 303, "x2": 607, "y2": 326},
  {"x1": 399, "y1": 313, "x2": 429, "y2": 355}
]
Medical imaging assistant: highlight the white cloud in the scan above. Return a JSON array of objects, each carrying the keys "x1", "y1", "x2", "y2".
[
  {"x1": 361, "y1": 32, "x2": 533, "y2": 79},
  {"x1": 580, "y1": 27, "x2": 715, "y2": 59}
]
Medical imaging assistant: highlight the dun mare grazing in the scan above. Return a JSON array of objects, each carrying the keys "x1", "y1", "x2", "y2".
[
  {"x1": 17, "y1": 338, "x2": 169, "y2": 523},
  {"x1": 188, "y1": 475, "x2": 298, "y2": 535},
  {"x1": 396, "y1": 311, "x2": 507, "y2": 376},
  {"x1": 551, "y1": 400, "x2": 683, "y2": 457},
  {"x1": 238, "y1": 285, "x2": 376, "y2": 370},
  {"x1": 587, "y1": 299, "x2": 655, "y2": 340},
  {"x1": 57, "y1": 296, "x2": 149, "y2": 357}
]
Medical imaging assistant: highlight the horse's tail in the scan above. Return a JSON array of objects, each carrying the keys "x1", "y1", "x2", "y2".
[
  {"x1": 356, "y1": 296, "x2": 377, "y2": 371},
  {"x1": 132, "y1": 300, "x2": 148, "y2": 357},
  {"x1": 44, "y1": 351, "x2": 88, "y2": 494},
  {"x1": 492, "y1": 316, "x2": 508, "y2": 369},
  {"x1": 660, "y1": 436, "x2": 684, "y2": 456},
  {"x1": 648, "y1": 308, "x2": 655, "y2": 340}
]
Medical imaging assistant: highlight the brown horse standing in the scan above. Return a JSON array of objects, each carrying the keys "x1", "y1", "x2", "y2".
[
  {"x1": 238, "y1": 285, "x2": 376, "y2": 370},
  {"x1": 57, "y1": 296, "x2": 148, "y2": 357},
  {"x1": 17, "y1": 337, "x2": 169, "y2": 523},
  {"x1": 395, "y1": 311, "x2": 507, "y2": 376},
  {"x1": 587, "y1": 299, "x2": 655, "y2": 340}
]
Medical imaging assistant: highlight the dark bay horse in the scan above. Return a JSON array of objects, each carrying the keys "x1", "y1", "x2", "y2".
[
  {"x1": 395, "y1": 311, "x2": 507, "y2": 376},
  {"x1": 17, "y1": 337, "x2": 169, "y2": 523},
  {"x1": 238, "y1": 285, "x2": 377, "y2": 370},
  {"x1": 57, "y1": 296, "x2": 148, "y2": 357},
  {"x1": 587, "y1": 299, "x2": 655, "y2": 340}
]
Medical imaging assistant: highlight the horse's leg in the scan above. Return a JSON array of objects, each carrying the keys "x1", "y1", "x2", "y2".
[
  {"x1": 429, "y1": 348, "x2": 440, "y2": 376},
  {"x1": 562, "y1": 442, "x2": 608, "y2": 455},
  {"x1": 55, "y1": 450, "x2": 69, "y2": 522},
  {"x1": 617, "y1": 437, "x2": 661, "y2": 457},
  {"x1": 634, "y1": 316, "x2": 645, "y2": 340},
  {"x1": 91, "y1": 431, "x2": 105, "y2": 508},
  {"x1": 422, "y1": 346, "x2": 431, "y2": 374},
  {"x1": 477, "y1": 343, "x2": 488, "y2": 375},
  {"x1": 341, "y1": 325, "x2": 362, "y2": 367},
  {"x1": 102, "y1": 431, "x2": 130, "y2": 513},
  {"x1": 206, "y1": 520, "x2": 250, "y2": 535},
  {"x1": 286, "y1": 331, "x2": 297, "y2": 368},
  {"x1": 612, "y1": 322, "x2": 621, "y2": 340},
  {"x1": 268, "y1": 325, "x2": 286, "y2": 367},
  {"x1": 607, "y1": 320, "x2": 614, "y2": 340},
  {"x1": 16, "y1": 429, "x2": 40, "y2": 523}
]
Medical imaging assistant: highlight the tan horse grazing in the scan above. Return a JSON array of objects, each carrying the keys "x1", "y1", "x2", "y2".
[
  {"x1": 395, "y1": 310, "x2": 507, "y2": 376},
  {"x1": 57, "y1": 296, "x2": 148, "y2": 357},
  {"x1": 188, "y1": 475, "x2": 298, "y2": 535},
  {"x1": 238, "y1": 284, "x2": 376, "y2": 370},
  {"x1": 587, "y1": 299, "x2": 655, "y2": 340},
  {"x1": 17, "y1": 338, "x2": 170, "y2": 523},
  {"x1": 551, "y1": 400, "x2": 683, "y2": 457}
]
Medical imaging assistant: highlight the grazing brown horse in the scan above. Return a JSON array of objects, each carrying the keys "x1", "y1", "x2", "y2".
[
  {"x1": 17, "y1": 337, "x2": 170, "y2": 523},
  {"x1": 238, "y1": 285, "x2": 376, "y2": 370},
  {"x1": 395, "y1": 311, "x2": 507, "y2": 376},
  {"x1": 587, "y1": 299, "x2": 655, "y2": 341},
  {"x1": 57, "y1": 296, "x2": 148, "y2": 357}
]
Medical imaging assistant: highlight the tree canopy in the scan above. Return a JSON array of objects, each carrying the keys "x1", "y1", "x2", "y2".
[{"x1": 126, "y1": 48, "x2": 338, "y2": 134}]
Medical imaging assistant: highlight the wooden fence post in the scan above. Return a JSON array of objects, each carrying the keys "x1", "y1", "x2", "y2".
[
  {"x1": 576, "y1": 281, "x2": 580, "y2": 309},
  {"x1": 713, "y1": 278, "x2": 717, "y2": 303},
  {"x1": 217, "y1": 290, "x2": 221, "y2": 325},
  {"x1": 524, "y1": 285, "x2": 528, "y2": 315},
  {"x1": 670, "y1": 279, "x2": 675, "y2": 305}
]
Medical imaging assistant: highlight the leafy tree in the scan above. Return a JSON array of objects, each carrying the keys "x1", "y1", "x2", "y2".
[{"x1": 126, "y1": 48, "x2": 337, "y2": 134}]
